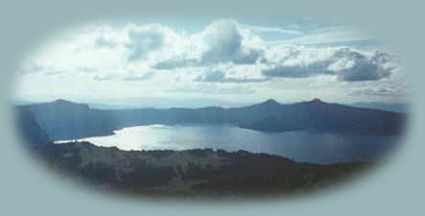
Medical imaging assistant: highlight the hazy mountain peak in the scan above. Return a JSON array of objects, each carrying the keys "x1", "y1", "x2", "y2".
[
  {"x1": 310, "y1": 98, "x2": 323, "y2": 103},
  {"x1": 294, "y1": 98, "x2": 325, "y2": 106},
  {"x1": 53, "y1": 99, "x2": 75, "y2": 104},
  {"x1": 261, "y1": 99, "x2": 280, "y2": 105},
  {"x1": 44, "y1": 99, "x2": 89, "y2": 110}
]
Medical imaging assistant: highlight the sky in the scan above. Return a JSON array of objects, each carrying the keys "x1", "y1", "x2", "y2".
[{"x1": 13, "y1": 18, "x2": 408, "y2": 108}]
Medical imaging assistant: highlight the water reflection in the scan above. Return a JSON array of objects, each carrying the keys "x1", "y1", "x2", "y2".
[{"x1": 56, "y1": 124, "x2": 400, "y2": 164}]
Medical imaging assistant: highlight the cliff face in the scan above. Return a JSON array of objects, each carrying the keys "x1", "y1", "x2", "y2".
[
  {"x1": 15, "y1": 107, "x2": 51, "y2": 146},
  {"x1": 20, "y1": 100, "x2": 117, "y2": 140},
  {"x1": 34, "y1": 142, "x2": 371, "y2": 197}
]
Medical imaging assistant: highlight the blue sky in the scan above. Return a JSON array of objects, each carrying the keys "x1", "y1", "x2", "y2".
[{"x1": 14, "y1": 18, "x2": 407, "y2": 108}]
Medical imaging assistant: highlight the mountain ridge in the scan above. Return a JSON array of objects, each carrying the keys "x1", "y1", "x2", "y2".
[
  {"x1": 18, "y1": 98, "x2": 404, "y2": 113},
  {"x1": 17, "y1": 98, "x2": 407, "y2": 140}
]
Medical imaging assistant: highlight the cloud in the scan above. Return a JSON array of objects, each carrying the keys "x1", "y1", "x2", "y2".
[
  {"x1": 199, "y1": 19, "x2": 263, "y2": 65},
  {"x1": 241, "y1": 24, "x2": 303, "y2": 36},
  {"x1": 93, "y1": 72, "x2": 121, "y2": 81},
  {"x1": 273, "y1": 26, "x2": 374, "y2": 46},
  {"x1": 240, "y1": 23, "x2": 303, "y2": 41},
  {"x1": 126, "y1": 28, "x2": 165, "y2": 62},
  {"x1": 19, "y1": 61, "x2": 98, "y2": 76},
  {"x1": 331, "y1": 49, "x2": 393, "y2": 81},
  {"x1": 349, "y1": 86, "x2": 407, "y2": 98},
  {"x1": 21, "y1": 20, "x2": 399, "y2": 85},
  {"x1": 94, "y1": 37, "x2": 117, "y2": 49},
  {"x1": 93, "y1": 70, "x2": 155, "y2": 81},
  {"x1": 261, "y1": 46, "x2": 396, "y2": 82},
  {"x1": 168, "y1": 83, "x2": 255, "y2": 95},
  {"x1": 153, "y1": 19, "x2": 264, "y2": 69},
  {"x1": 121, "y1": 71, "x2": 155, "y2": 81},
  {"x1": 196, "y1": 70, "x2": 225, "y2": 82},
  {"x1": 153, "y1": 58, "x2": 199, "y2": 70},
  {"x1": 195, "y1": 70, "x2": 269, "y2": 83},
  {"x1": 68, "y1": 19, "x2": 396, "y2": 84},
  {"x1": 17, "y1": 19, "x2": 406, "y2": 105}
]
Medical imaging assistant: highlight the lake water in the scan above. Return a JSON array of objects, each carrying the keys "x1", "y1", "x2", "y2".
[{"x1": 55, "y1": 124, "x2": 401, "y2": 164}]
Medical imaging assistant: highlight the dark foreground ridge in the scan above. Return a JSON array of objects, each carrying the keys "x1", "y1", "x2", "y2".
[{"x1": 32, "y1": 142, "x2": 371, "y2": 197}]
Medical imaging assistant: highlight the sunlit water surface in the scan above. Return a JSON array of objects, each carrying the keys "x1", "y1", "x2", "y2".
[{"x1": 55, "y1": 124, "x2": 401, "y2": 164}]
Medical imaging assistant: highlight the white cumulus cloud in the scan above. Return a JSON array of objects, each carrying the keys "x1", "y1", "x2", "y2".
[{"x1": 15, "y1": 18, "x2": 406, "y2": 105}]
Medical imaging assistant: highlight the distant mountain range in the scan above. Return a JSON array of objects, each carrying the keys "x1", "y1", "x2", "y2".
[{"x1": 16, "y1": 98, "x2": 407, "y2": 141}]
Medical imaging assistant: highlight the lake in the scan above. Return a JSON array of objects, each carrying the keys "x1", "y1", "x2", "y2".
[{"x1": 55, "y1": 124, "x2": 401, "y2": 164}]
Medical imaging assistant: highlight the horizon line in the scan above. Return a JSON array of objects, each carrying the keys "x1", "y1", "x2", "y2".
[{"x1": 13, "y1": 98, "x2": 408, "y2": 113}]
